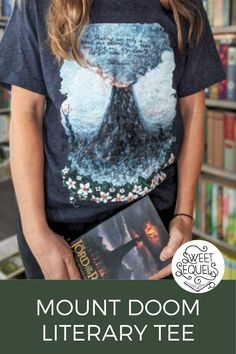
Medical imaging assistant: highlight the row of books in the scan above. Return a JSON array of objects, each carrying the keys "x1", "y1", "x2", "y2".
[
  {"x1": 0, "y1": 87, "x2": 10, "y2": 108},
  {"x1": 194, "y1": 178, "x2": 236, "y2": 246},
  {"x1": 223, "y1": 252, "x2": 236, "y2": 279},
  {"x1": 205, "y1": 109, "x2": 236, "y2": 172},
  {"x1": 206, "y1": 40, "x2": 236, "y2": 101},
  {"x1": 0, "y1": 0, "x2": 13, "y2": 17},
  {"x1": 203, "y1": 0, "x2": 236, "y2": 27}
]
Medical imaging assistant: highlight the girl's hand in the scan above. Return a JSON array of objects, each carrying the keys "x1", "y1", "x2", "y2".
[
  {"x1": 26, "y1": 228, "x2": 81, "y2": 280},
  {"x1": 149, "y1": 215, "x2": 193, "y2": 280}
]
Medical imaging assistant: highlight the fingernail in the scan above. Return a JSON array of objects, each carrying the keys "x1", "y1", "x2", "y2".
[{"x1": 160, "y1": 254, "x2": 166, "y2": 261}]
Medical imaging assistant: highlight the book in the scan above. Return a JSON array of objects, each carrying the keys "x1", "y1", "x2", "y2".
[
  {"x1": 234, "y1": 119, "x2": 236, "y2": 172},
  {"x1": 207, "y1": 110, "x2": 215, "y2": 166},
  {"x1": 223, "y1": 0, "x2": 231, "y2": 26},
  {"x1": 214, "y1": 110, "x2": 225, "y2": 168},
  {"x1": 70, "y1": 196, "x2": 170, "y2": 280},
  {"x1": 224, "y1": 112, "x2": 235, "y2": 172},
  {"x1": 213, "y1": 0, "x2": 224, "y2": 27},
  {"x1": 207, "y1": 0, "x2": 215, "y2": 26},
  {"x1": 218, "y1": 42, "x2": 228, "y2": 100},
  {"x1": 194, "y1": 179, "x2": 236, "y2": 246},
  {"x1": 232, "y1": 0, "x2": 236, "y2": 25},
  {"x1": 227, "y1": 46, "x2": 236, "y2": 101}
]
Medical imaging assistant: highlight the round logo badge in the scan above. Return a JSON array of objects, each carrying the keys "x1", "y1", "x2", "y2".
[{"x1": 172, "y1": 240, "x2": 225, "y2": 293}]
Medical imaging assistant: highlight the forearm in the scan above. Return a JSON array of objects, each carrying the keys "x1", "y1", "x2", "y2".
[
  {"x1": 175, "y1": 92, "x2": 206, "y2": 216},
  {"x1": 10, "y1": 110, "x2": 48, "y2": 238}
]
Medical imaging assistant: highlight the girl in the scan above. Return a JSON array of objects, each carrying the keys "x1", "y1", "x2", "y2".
[{"x1": 0, "y1": 0, "x2": 225, "y2": 279}]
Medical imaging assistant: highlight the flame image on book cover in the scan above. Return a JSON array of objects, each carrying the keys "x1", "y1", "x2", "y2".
[{"x1": 70, "y1": 196, "x2": 170, "y2": 280}]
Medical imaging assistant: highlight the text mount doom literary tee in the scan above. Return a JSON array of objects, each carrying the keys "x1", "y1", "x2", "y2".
[{"x1": 0, "y1": 0, "x2": 225, "y2": 224}]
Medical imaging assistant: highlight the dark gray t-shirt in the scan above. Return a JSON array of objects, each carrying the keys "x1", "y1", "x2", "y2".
[{"x1": 0, "y1": 0, "x2": 225, "y2": 225}]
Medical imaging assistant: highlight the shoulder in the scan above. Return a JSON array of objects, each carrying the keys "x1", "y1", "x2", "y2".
[
  {"x1": 16, "y1": 0, "x2": 49, "y2": 16},
  {"x1": 13, "y1": 0, "x2": 49, "y2": 28}
]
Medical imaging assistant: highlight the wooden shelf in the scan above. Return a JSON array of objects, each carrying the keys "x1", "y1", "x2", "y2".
[
  {"x1": 206, "y1": 99, "x2": 236, "y2": 110},
  {"x1": 0, "y1": 108, "x2": 10, "y2": 114},
  {"x1": 201, "y1": 164, "x2": 236, "y2": 183},
  {"x1": 193, "y1": 228, "x2": 236, "y2": 258},
  {"x1": 212, "y1": 25, "x2": 236, "y2": 34}
]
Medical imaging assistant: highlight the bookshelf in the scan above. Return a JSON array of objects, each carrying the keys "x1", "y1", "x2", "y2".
[
  {"x1": 212, "y1": 25, "x2": 236, "y2": 34},
  {"x1": 201, "y1": 164, "x2": 236, "y2": 183},
  {"x1": 0, "y1": 108, "x2": 10, "y2": 114},
  {"x1": 193, "y1": 229, "x2": 236, "y2": 258},
  {"x1": 206, "y1": 99, "x2": 236, "y2": 110},
  {"x1": 193, "y1": 10, "x2": 236, "y2": 273}
]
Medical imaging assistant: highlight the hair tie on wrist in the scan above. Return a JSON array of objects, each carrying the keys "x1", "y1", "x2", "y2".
[{"x1": 173, "y1": 213, "x2": 194, "y2": 221}]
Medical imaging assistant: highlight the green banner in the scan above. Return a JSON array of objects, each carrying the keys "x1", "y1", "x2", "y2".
[{"x1": 0, "y1": 280, "x2": 235, "y2": 353}]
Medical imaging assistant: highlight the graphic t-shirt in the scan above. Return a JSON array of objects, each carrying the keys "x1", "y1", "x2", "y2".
[{"x1": 0, "y1": 0, "x2": 225, "y2": 225}]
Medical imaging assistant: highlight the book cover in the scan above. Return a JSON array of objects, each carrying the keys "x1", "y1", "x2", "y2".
[
  {"x1": 207, "y1": 0, "x2": 215, "y2": 26},
  {"x1": 207, "y1": 110, "x2": 215, "y2": 166},
  {"x1": 194, "y1": 179, "x2": 202, "y2": 230},
  {"x1": 232, "y1": 0, "x2": 236, "y2": 25},
  {"x1": 205, "y1": 180, "x2": 213, "y2": 235},
  {"x1": 222, "y1": 186, "x2": 230, "y2": 241},
  {"x1": 226, "y1": 188, "x2": 236, "y2": 246},
  {"x1": 212, "y1": 183, "x2": 218, "y2": 239},
  {"x1": 227, "y1": 46, "x2": 236, "y2": 101},
  {"x1": 218, "y1": 42, "x2": 228, "y2": 100},
  {"x1": 70, "y1": 196, "x2": 170, "y2": 280},
  {"x1": 217, "y1": 185, "x2": 224, "y2": 239},
  {"x1": 224, "y1": 112, "x2": 235, "y2": 172},
  {"x1": 200, "y1": 178, "x2": 206, "y2": 232},
  {"x1": 214, "y1": 110, "x2": 225, "y2": 168},
  {"x1": 213, "y1": 0, "x2": 224, "y2": 27},
  {"x1": 234, "y1": 119, "x2": 236, "y2": 172},
  {"x1": 223, "y1": 0, "x2": 231, "y2": 26}
]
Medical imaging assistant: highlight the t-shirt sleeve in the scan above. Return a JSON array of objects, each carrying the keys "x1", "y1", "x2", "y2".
[
  {"x1": 177, "y1": 0, "x2": 225, "y2": 97},
  {"x1": 0, "y1": 0, "x2": 47, "y2": 95}
]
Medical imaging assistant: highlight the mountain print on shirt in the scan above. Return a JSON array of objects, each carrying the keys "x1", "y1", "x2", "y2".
[{"x1": 59, "y1": 23, "x2": 177, "y2": 205}]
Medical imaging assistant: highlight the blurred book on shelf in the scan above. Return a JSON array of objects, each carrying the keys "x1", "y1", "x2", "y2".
[
  {"x1": 203, "y1": 0, "x2": 236, "y2": 27},
  {"x1": 0, "y1": 87, "x2": 11, "y2": 109},
  {"x1": 194, "y1": 177, "x2": 236, "y2": 246},
  {"x1": 223, "y1": 252, "x2": 236, "y2": 279},
  {"x1": 204, "y1": 109, "x2": 236, "y2": 172},
  {"x1": 206, "y1": 39, "x2": 236, "y2": 102}
]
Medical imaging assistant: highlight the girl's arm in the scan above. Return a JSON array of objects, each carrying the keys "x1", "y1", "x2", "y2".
[
  {"x1": 10, "y1": 86, "x2": 81, "y2": 280},
  {"x1": 151, "y1": 90, "x2": 206, "y2": 279}
]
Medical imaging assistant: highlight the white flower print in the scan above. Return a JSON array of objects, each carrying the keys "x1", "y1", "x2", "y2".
[
  {"x1": 151, "y1": 175, "x2": 159, "y2": 188},
  {"x1": 100, "y1": 192, "x2": 112, "y2": 203},
  {"x1": 112, "y1": 194, "x2": 126, "y2": 202},
  {"x1": 66, "y1": 178, "x2": 76, "y2": 190},
  {"x1": 119, "y1": 188, "x2": 125, "y2": 194},
  {"x1": 76, "y1": 175, "x2": 82, "y2": 181},
  {"x1": 109, "y1": 187, "x2": 116, "y2": 193},
  {"x1": 62, "y1": 167, "x2": 69, "y2": 176},
  {"x1": 132, "y1": 185, "x2": 142, "y2": 194},
  {"x1": 91, "y1": 195, "x2": 99, "y2": 203},
  {"x1": 78, "y1": 183, "x2": 92, "y2": 196},
  {"x1": 126, "y1": 193, "x2": 137, "y2": 202},
  {"x1": 140, "y1": 187, "x2": 150, "y2": 196}
]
